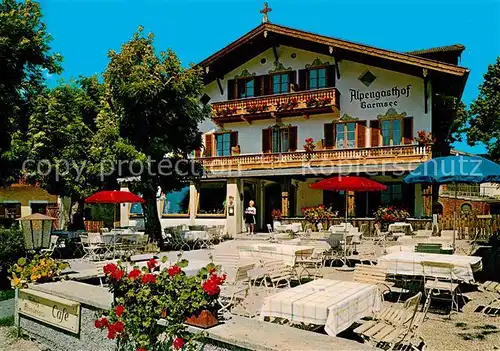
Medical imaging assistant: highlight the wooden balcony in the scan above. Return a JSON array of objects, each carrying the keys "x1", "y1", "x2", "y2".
[
  {"x1": 199, "y1": 145, "x2": 431, "y2": 174},
  {"x1": 211, "y1": 87, "x2": 340, "y2": 125}
]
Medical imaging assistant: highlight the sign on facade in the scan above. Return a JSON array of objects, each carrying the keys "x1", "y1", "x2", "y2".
[{"x1": 18, "y1": 289, "x2": 81, "y2": 334}]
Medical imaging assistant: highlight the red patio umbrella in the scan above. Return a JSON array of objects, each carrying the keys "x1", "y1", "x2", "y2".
[
  {"x1": 85, "y1": 191, "x2": 145, "y2": 228},
  {"x1": 310, "y1": 176, "x2": 386, "y2": 270},
  {"x1": 85, "y1": 190, "x2": 145, "y2": 204}
]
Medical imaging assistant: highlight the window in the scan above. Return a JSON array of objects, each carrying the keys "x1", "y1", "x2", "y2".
[
  {"x1": 130, "y1": 202, "x2": 144, "y2": 217},
  {"x1": 381, "y1": 119, "x2": 402, "y2": 146},
  {"x1": 197, "y1": 182, "x2": 227, "y2": 215},
  {"x1": 308, "y1": 68, "x2": 327, "y2": 89},
  {"x1": 272, "y1": 128, "x2": 289, "y2": 153},
  {"x1": 216, "y1": 133, "x2": 231, "y2": 156},
  {"x1": 272, "y1": 73, "x2": 289, "y2": 94},
  {"x1": 461, "y1": 203, "x2": 472, "y2": 214},
  {"x1": 358, "y1": 70, "x2": 377, "y2": 87},
  {"x1": 237, "y1": 78, "x2": 254, "y2": 98},
  {"x1": 162, "y1": 186, "x2": 190, "y2": 215},
  {"x1": 381, "y1": 184, "x2": 404, "y2": 205},
  {"x1": 335, "y1": 122, "x2": 356, "y2": 149}
]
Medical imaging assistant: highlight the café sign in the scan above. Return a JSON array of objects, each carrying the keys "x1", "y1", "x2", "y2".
[
  {"x1": 18, "y1": 289, "x2": 81, "y2": 334},
  {"x1": 349, "y1": 84, "x2": 412, "y2": 109}
]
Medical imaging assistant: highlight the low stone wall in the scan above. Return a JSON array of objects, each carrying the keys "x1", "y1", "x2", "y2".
[
  {"x1": 16, "y1": 281, "x2": 114, "y2": 351},
  {"x1": 19, "y1": 304, "x2": 115, "y2": 351}
]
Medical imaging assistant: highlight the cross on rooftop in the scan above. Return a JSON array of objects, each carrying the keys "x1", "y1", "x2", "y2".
[{"x1": 260, "y1": 2, "x2": 272, "y2": 23}]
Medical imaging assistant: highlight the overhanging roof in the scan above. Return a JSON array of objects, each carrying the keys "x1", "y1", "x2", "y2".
[
  {"x1": 199, "y1": 22, "x2": 469, "y2": 96},
  {"x1": 407, "y1": 44, "x2": 465, "y2": 56}
]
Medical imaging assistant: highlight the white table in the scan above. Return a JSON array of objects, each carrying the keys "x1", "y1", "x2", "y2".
[
  {"x1": 377, "y1": 252, "x2": 482, "y2": 283},
  {"x1": 246, "y1": 244, "x2": 316, "y2": 266},
  {"x1": 388, "y1": 222, "x2": 413, "y2": 235},
  {"x1": 260, "y1": 279, "x2": 381, "y2": 335},
  {"x1": 180, "y1": 230, "x2": 209, "y2": 241}
]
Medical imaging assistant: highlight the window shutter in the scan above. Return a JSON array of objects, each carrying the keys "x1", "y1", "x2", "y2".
[
  {"x1": 15, "y1": 204, "x2": 21, "y2": 217},
  {"x1": 288, "y1": 71, "x2": 297, "y2": 91},
  {"x1": 194, "y1": 149, "x2": 201, "y2": 158},
  {"x1": 230, "y1": 131, "x2": 238, "y2": 147},
  {"x1": 288, "y1": 126, "x2": 298, "y2": 151},
  {"x1": 261, "y1": 75, "x2": 270, "y2": 96},
  {"x1": 326, "y1": 65, "x2": 336, "y2": 87},
  {"x1": 324, "y1": 123, "x2": 334, "y2": 149},
  {"x1": 298, "y1": 69, "x2": 307, "y2": 91},
  {"x1": 371, "y1": 120, "x2": 380, "y2": 147},
  {"x1": 204, "y1": 134, "x2": 214, "y2": 157},
  {"x1": 262, "y1": 128, "x2": 272, "y2": 153},
  {"x1": 403, "y1": 117, "x2": 414, "y2": 144},
  {"x1": 254, "y1": 76, "x2": 262, "y2": 97},
  {"x1": 357, "y1": 121, "x2": 367, "y2": 148},
  {"x1": 227, "y1": 79, "x2": 235, "y2": 100}
]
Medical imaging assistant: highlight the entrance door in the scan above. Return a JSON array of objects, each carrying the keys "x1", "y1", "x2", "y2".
[{"x1": 264, "y1": 183, "x2": 282, "y2": 227}]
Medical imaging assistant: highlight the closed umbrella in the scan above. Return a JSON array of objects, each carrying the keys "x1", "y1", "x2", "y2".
[
  {"x1": 403, "y1": 155, "x2": 500, "y2": 250},
  {"x1": 311, "y1": 176, "x2": 387, "y2": 270}
]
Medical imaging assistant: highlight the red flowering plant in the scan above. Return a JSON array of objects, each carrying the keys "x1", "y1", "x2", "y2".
[
  {"x1": 374, "y1": 205, "x2": 410, "y2": 229},
  {"x1": 275, "y1": 98, "x2": 298, "y2": 111},
  {"x1": 305, "y1": 97, "x2": 320, "y2": 108},
  {"x1": 302, "y1": 205, "x2": 338, "y2": 226},
  {"x1": 271, "y1": 209, "x2": 282, "y2": 220},
  {"x1": 95, "y1": 257, "x2": 226, "y2": 351},
  {"x1": 414, "y1": 130, "x2": 435, "y2": 146},
  {"x1": 303, "y1": 138, "x2": 316, "y2": 160}
]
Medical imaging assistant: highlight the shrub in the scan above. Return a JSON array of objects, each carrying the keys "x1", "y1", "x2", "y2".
[
  {"x1": 9, "y1": 254, "x2": 68, "y2": 288},
  {"x1": 95, "y1": 257, "x2": 226, "y2": 351},
  {"x1": 0, "y1": 226, "x2": 26, "y2": 266}
]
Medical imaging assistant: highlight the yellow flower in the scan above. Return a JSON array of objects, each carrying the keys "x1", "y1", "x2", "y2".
[
  {"x1": 12, "y1": 277, "x2": 20, "y2": 287},
  {"x1": 31, "y1": 274, "x2": 37, "y2": 281}
]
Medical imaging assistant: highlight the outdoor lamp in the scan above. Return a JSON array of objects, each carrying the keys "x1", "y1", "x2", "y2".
[{"x1": 17, "y1": 213, "x2": 56, "y2": 251}]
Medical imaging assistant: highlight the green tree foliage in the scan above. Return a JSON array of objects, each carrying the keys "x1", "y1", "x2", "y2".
[
  {"x1": 464, "y1": 57, "x2": 500, "y2": 161},
  {"x1": 103, "y1": 27, "x2": 208, "y2": 244},
  {"x1": 22, "y1": 76, "x2": 107, "y2": 227},
  {"x1": 0, "y1": 0, "x2": 62, "y2": 185}
]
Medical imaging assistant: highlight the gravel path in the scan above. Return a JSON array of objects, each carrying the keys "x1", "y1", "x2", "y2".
[
  {"x1": 0, "y1": 327, "x2": 42, "y2": 351},
  {"x1": 0, "y1": 299, "x2": 14, "y2": 320}
]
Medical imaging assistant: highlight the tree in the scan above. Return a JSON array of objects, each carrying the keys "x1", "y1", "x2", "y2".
[
  {"x1": 22, "y1": 76, "x2": 107, "y2": 228},
  {"x1": 104, "y1": 27, "x2": 208, "y2": 245},
  {"x1": 0, "y1": 0, "x2": 62, "y2": 185},
  {"x1": 464, "y1": 57, "x2": 500, "y2": 161}
]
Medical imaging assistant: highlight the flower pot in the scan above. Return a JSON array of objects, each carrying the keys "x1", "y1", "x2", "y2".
[{"x1": 185, "y1": 309, "x2": 218, "y2": 329}]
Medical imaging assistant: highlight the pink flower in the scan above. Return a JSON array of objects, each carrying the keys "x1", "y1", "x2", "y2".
[{"x1": 173, "y1": 337, "x2": 185, "y2": 350}]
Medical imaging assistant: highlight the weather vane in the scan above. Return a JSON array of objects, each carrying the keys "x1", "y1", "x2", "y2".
[{"x1": 260, "y1": 2, "x2": 272, "y2": 23}]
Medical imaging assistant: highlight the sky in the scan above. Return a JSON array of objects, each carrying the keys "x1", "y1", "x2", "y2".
[{"x1": 40, "y1": 0, "x2": 500, "y2": 153}]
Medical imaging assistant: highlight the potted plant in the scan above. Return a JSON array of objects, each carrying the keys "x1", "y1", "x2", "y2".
[
  {"x1": 303, "y1": 138, "x2": 316, "y2": 160},
  {"x1": 9, "y1": 253, "x2": 68, "y2": 288},
  {"x1": 271, "y1": 209, "x2": 283, "y2": 221},
  {"x1": 374, "y1": 205, "x2": 410, "y2": 231},
  {"x1": 94, "y1": 257, "x2": 226, "y2": 350},
  {"x1": 414, "y1": 130, "x2": 436, "y2": 146},
  {"x1": 301, "y1": 205, "x2": 338, "y2": 230}
]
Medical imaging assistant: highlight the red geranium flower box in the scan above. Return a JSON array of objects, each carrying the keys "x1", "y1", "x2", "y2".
[{"x1": 185, "y1": 309, "x2": 218, "y2": 329}]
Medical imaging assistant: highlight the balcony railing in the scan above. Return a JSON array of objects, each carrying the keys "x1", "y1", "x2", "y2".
[
  {"x1": 199, "y1": 144, "x2": 431, "y2": 173},
  {"x1": 211, "y1": 87, "x2": 340, "y2": 123}
]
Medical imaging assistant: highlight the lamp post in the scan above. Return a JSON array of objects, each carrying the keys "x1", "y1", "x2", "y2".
[{"x1": 17, "y1": 213, "x2": 56, "y2": 251}]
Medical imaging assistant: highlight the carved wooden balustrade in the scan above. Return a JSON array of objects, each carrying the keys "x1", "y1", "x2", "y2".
[
  {"x1": 198, "y1": 145, "x2": 432, "y2": 172},
  {"x1": 211, "y1": 87, "x2": 340, "y2": 123}
]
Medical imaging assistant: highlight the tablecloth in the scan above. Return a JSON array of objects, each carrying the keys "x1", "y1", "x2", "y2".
[
  {"x1": 246, "y1": 244, "x2": 316, "y2": 266},
  {"x1": 377, "y1": 251, "x2": 482, "y2": 282},
  {"x1": 180, "y1": 230, "x2": 209, "y2": 241},
  {"x1": 388, "y1": 223, "x2": 413, "y2": 234},
  {"x1": 259, "y1": 279, "x2": 381, "y2": 335}
]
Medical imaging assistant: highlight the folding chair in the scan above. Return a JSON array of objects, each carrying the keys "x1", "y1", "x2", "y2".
[
  {"x1": 354, "y1": 292, "x2": 425, "y2": 350},
  {"x1": 295, "y1": 250, "x2": 324, "y2": 281},
  {"x1": 261, "y1": 260, "x2": 293, "y2": 288},
  {"x1": 41, "y1": 235, "x2": 63, "y2": 258},
  {"x1": 421, "y1": 261, "x2": 465, "y2": 317}
]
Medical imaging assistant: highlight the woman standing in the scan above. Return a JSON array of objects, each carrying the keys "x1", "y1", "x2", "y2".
[{"x1": 245, "y1": 200, "x2": 257, "y2": 235}]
